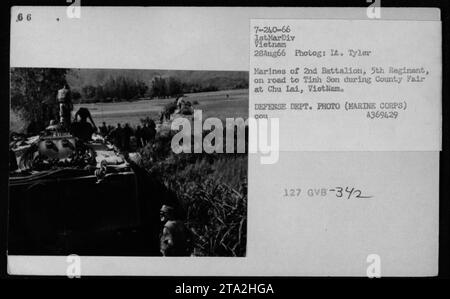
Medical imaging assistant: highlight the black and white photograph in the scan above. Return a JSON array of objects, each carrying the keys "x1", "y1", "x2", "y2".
[{"x1": 9, "y1": 67, "x2": 249, "y2": 257}]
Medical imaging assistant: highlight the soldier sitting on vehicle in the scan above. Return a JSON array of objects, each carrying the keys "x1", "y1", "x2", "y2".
[
  {"x1": 159, "y1": 205, "x2": 192, "y2": 256},
  {"x1": 71, "y1": 108, "x2": 97, "y2": 141}
]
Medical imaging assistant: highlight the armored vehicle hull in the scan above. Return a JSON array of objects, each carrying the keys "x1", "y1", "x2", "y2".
[{"x1": 9, "y1": 134, "x2": 167, "y2": 256}]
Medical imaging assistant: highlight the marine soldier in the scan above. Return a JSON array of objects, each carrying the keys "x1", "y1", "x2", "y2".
[
  {"x1": 71, "y1": 107, "x2": 97, "y2": 141},
  {"x1": 57, "y1": 84, "x2": 73, "y2": 129},
  {"x1": 159, "y1": 205, "x2": 191, "y2": 256},
  {"x1": 99, "y1": 122, "x2": 109, "y2": 136}
]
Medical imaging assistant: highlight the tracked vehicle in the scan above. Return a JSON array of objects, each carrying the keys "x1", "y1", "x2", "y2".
[{"x1": 8, "y1": 118, "x2": 167, "y2": 256}]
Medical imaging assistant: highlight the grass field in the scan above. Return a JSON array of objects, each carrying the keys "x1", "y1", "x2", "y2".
[{"x1": 73, "y1": 89, "x2": 249, "y2": 127}]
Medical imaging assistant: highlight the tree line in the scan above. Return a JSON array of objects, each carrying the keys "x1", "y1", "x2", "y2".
[{"x1": 77, "y1": 75, "x2": 247, "y2": 103}]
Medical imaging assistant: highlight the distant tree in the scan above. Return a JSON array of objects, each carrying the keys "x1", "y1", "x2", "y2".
[
  {"x1": 167, "y1": 77, "x2": 182, "y2": 97},
  {"x1": 102, "y1": 77, "x2": 116, "y2": 99},
  {"x1": 136, "y1": 80, "x2": 148, "y2": 98},
  {"x1": 82, "y1": 85, "x2": 96, "y2": 99},
  {"x1": 94, "y1": 76, "x2": 148, "y2": 101},
  {"x1": 10, "y1": 68, "x2": 69, "y2": 133},
  {"x1": 151, "y1": 76, "x2": 168, "y2": 98},
  {"x1": 118, "y1": 77, "x2": 128, "y2": 99},
  {"x1": 95, "y1": 85, "x2": 105, "y2": 102},
  {"x1": 72, "y1": 89, "x2": 82, "y2": 102}
]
